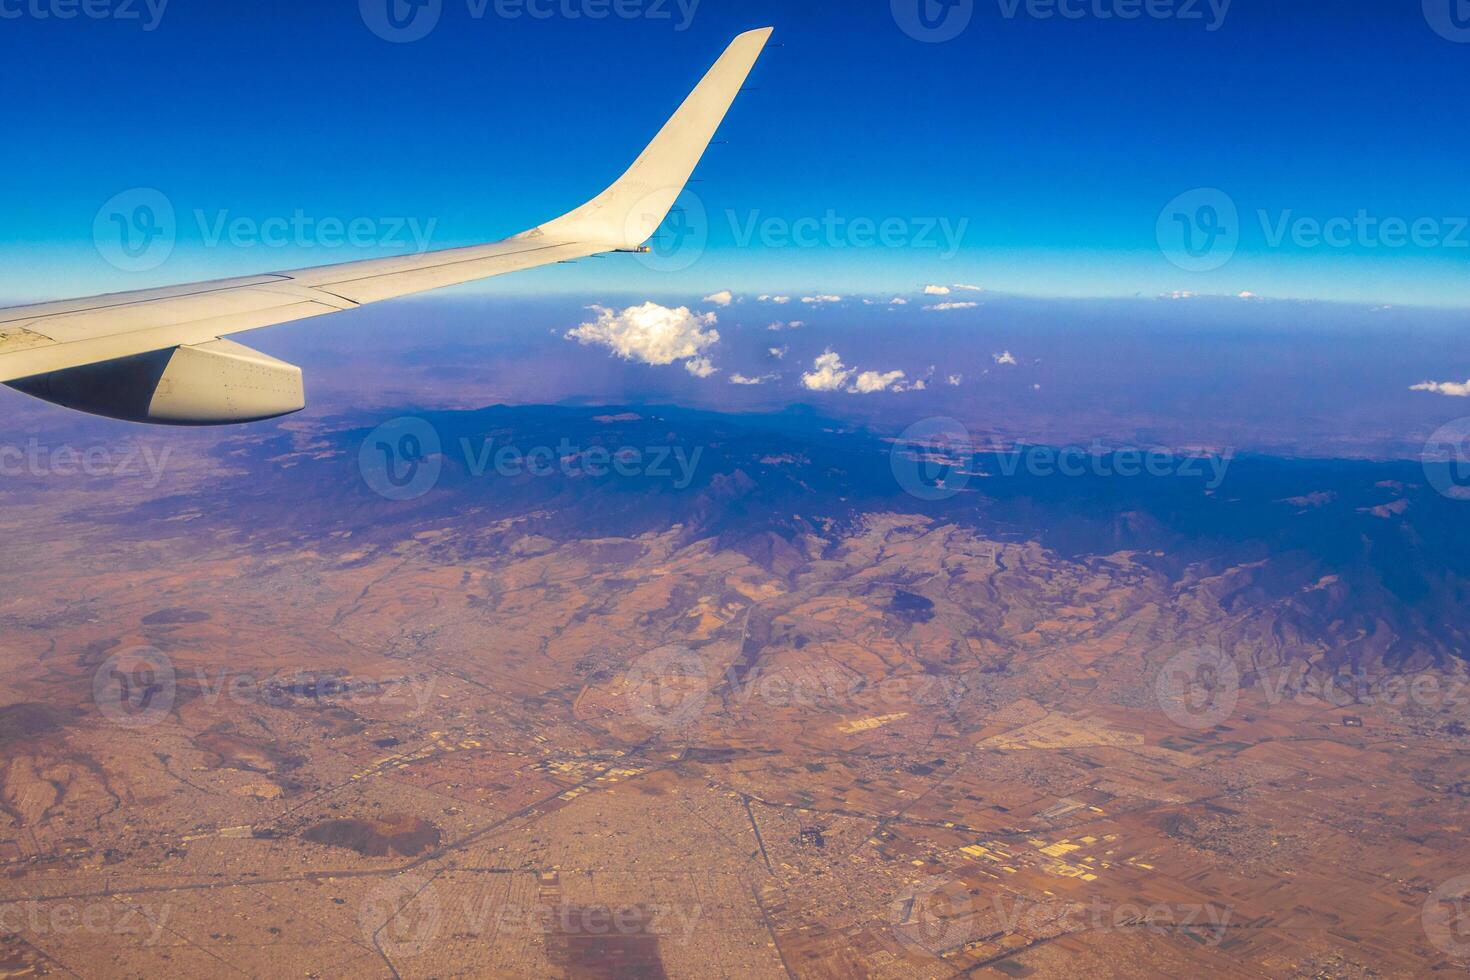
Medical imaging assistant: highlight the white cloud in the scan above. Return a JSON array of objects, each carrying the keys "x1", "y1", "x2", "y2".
[
  {"x1": 757, "y1": 295, "x2": 791, "y2": 304},
  {"x1": 730, "y1": 372, "x2": 776, "y2": 386},
  {"x1": 801, "y1": 351, "x2": 853, "y2": 392},
  {"x1": 851, "y1": 369, "x2": 906, "y2": 394},
  {"x1": 1165, "y1": 290, "x2": 1197, "y2": 300},
  {"x1": 923, "y1": 284, "x2": 951, "y2": 296},
  {"x1": 927, "y1": 302, "x2": 979, "y2": 311},
  {"x1": 993, "y1": 351, "x2": 1018, "y2": 366},
  {"x1": 767, "y1": 320, "x2": 805, "y2": 331},
  {"x1": 768, "y1": 346, "x2": 788, "y2": 360},
  {"x1": 952, "y1": 283, "x2": 984, "y2": 292},
  {"x1": 1411, "y1": 379, "x2": 1470, "y2": 397},
  {"x1": 801, "y1": 294, "x2": 842, "y2": 305},
  {"x1": 946, "y1": 374, "x2": 963, "y2": 386},
  {"x1": 890, "y1": 297, "x2": 908, "y2": 305},
  {"x1": 684, "y1": 356, "x2": 718, "y2": 379},
  {"x1": 1238, "y1": 291, "x2": 1259, "y2": 300},
  {"x1": 703, "y1": 290, "x2": 734, "y2": 306},
  {"x1": 800, "y1": 350, "x2": 921, "y2": 395},
  {"x1": 567, "y1": 303, "x2": 720, "y2": 372}
]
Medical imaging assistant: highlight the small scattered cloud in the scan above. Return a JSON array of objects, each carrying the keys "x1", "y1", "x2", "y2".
[
  {"x1": 801, "y1": 295, "x2": 842, "y2": 305},
  {"x1": 757, "y1": 294, "x2": 791, "y2": 304},
  {"x1": 890, "y1": 297, "x2": 908, "y2": 305},
  {"x1": 993, "y1": 351, "x2": 1018, "y2": 366},
  {"x1": 952, "y1": 283, "x2": 984, "y2": 292},
  {"x1": 767, "y1": 320, "x2": 806, "y2": 331},
  {"x1": 927, "y1": 302, "x2": 978, "y2": 311},
  {"x1": 684, "y1": 356, "x2": 718, "y2": 379},
  {"x1": 946, "y1": 374, "x2": 963, "y2": 386},
  {"x1": 1411, "y1": 379, "x2": 1470, "y2": 397},
  {"x1": 567, "y1": 302, "x2": 720, "y2": 372},
  {"x1": 703, "y1": 290, "x2": 734, "y2": 307},
  {"x1": 801, "y1": 350, "x2": 853, "y2": 392},
  {"x1": 1237, "y1": 291, "x2": 1259, "y2": 300},
  {"x1": 923, "y1": 284, "x2": 951, "y2": 296},
  {"x1": 768, "y1": 346, "x2": 788, "y2": 360},
  {"x1": 730, "y1": 372, "x2": 776, "y2": 386},
  {"x1": 1164, "y1": 290, "x2": 1197, "y2": 300}
]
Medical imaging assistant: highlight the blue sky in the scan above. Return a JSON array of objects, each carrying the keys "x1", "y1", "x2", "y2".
[{"x1": 3, "y1": 0, "x2": 1469, "y2": 306}]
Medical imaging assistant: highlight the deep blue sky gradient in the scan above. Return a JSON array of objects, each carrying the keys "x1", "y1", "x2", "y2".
[{"x1": 3, "y1": 0, "x2": 1469, "y2": 305}]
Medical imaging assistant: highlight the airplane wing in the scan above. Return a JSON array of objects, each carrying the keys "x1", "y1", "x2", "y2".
[{"x1": 0, "y1": 27, "x2": 772, "y2": 425}]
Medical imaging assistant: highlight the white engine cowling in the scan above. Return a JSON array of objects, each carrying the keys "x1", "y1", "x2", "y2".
[{"x1": 6, "y1": 339, "x2": 305, "y2": 425}]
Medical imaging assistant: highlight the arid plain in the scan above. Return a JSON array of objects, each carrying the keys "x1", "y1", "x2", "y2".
[{"x1": 0, "y1": 404, "x2": 1468, "y2": 978}]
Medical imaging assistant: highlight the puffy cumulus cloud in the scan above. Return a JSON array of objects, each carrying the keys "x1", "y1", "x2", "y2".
[
  {"x1": 757, "y1": 294, "x2": 791, "y2": 304},
  {"x1": 927, "y1": 302, "x2": 978, "y2": 311},
  {"x1": 890, "y1": 297, "x2": 908, "y2": 305},
  {"x1": 801, "y1": 351, "x2": 854, "y2": 392},
  {"x1": 684, "y1": 356, "x2": 718, "y2": 379},
  {"x1": 767, "y1": 320, "x2": 805, "y2": 331},
  {"x1": 567, "y1": 303, "x2": 720, "y2": 371},
  {"x1": 923, "y1": 284, "x2": 951, "y2": 295},
  {"x1": 851, "y1": 369, "x2": 906, "y2": 394},
  {"x1": 1411, "y1": 379, "x2": 1470, "y2": 397},
  {"x1": 1238, "y1": 291, "x2": 1259, "y2": 300},
  {"x1": 993, "y1": 351, "x2": 1018, "y2": 366},
  {"x1": 801, "y1": 351, "x2": 922, "y2": 395},
  {"x1": 703, "y1": 290, "x2": 734, "y2": 306},
  {"x1": 801, "y1": 294, "x2": 842, "y2": 305}
]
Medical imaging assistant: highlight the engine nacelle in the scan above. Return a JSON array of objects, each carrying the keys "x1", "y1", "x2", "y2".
[{"x1": 6, "y1": 339, "x2": 305, "y2": 425}]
